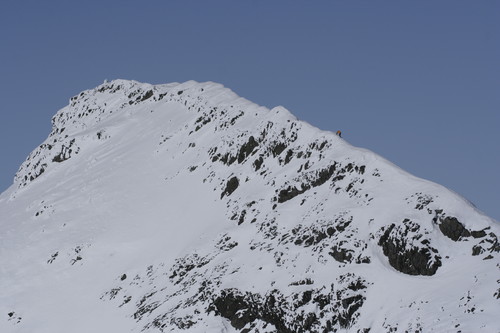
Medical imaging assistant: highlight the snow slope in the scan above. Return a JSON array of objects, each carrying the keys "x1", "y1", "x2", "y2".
[{"x1": 1, "y1": 79, "x2": 499, "y2": 333}]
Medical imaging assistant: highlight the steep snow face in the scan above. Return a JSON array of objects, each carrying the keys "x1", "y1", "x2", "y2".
[{"x1": 1, "y1": 80, "x2": 499, "y2": 333}]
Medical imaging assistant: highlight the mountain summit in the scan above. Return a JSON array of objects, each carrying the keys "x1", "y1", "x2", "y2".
[{"x1": 1, "y1": 80, "x2": 499, "y2": 332}]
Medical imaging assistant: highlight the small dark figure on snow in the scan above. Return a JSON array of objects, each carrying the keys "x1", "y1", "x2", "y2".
[{"x1": 336, "y1": 130, "x2": 342, "y2": 138}]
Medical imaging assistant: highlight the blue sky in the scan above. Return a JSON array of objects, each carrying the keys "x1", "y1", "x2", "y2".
[{"x1": 1, "y1": 1, "x2": 499, "y2": 220}]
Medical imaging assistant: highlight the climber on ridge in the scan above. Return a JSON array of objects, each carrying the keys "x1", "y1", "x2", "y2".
[{"x1": 336, "y1": 130, "x2": 342, "y2": 138}]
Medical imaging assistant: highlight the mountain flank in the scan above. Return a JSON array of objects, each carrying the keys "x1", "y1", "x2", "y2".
[{"x1": 1, "y1": 79, "x2": 499, "y2": 333}]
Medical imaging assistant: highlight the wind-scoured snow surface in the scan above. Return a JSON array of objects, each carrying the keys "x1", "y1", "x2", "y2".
[{"x1": 1, "y1": 80, "x2": 499, "y2": 333}]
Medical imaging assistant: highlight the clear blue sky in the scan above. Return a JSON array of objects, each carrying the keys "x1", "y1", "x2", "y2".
[{"x1": 1, "y1": 1, "x2": 499, "y2": 221}]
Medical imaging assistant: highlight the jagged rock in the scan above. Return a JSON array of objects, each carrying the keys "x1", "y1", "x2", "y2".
[
  {"x1": 471, "y1": 229, "x2": 487, "y2": 238},
  {"x1": 237, "y1": 136, "x2": 259, "y2": 163},
  {"x1": 278, "y1": 185, "x2": 303, "y2": 203},
  {"x1": 221, "y1": 176, "x2": 239, "y2": 199},
  {"x1": 378, "y1": 220, "x2": 442, "y2": 276},
  {"x1": 211, "y1": 274, "x2": 368, "y2": 332},
  {"x1": 329, "y1": 245, "x2": 353, "y2": 263},
  {"x1": 439, "y1": 216, "x2": 471, "y2": 241}
]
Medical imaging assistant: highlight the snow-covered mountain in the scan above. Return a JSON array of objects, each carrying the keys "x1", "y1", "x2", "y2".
[{"x1": 1, "y1": 79, "x2": 498, "y2": 333}]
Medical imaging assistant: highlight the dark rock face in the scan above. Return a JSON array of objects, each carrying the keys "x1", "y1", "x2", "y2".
[
  {"x1": 472, "y1": 245, "x2": 485, "y2": 256},
  {"x1": 140, "y1": 90, "x2": 154, "y2": 102},
  {"x1": 274, "y1": 214, "x2": 371, "y2": 266},
  {"x1": 271, "y1": 142, "x2": 287, "y2": 157},
  {"x1": 15, "y1": 129, "x2": 82, "y2": 187},
  {"x1": 194, "y1": 114, "x2": 212, "y2": 132},
  {"x1": 253, "y1": 156, "x2": 264, "y2": 171},
  {"x1": 439, "y1": 217, "x2": 471, "y2": 241},
  {"x1": 283, "y1": 216, "x2": 350, "y2": 248},
  {"x1": 275, "y1": 162, "x2": 367, "y2": 204},
  {"x1": 276, "y1": 164, "x2": 337, "y2": 203},
  {"x1": 471, "y1": 230, "x2": 487, "y2": 238},
  {"x1": 52, "y1": 139, "x2": 76, "y2": 163},
  {"x1": 211, "y1": 290, "x2": 260, "y2": 330},
  {"x1": 472, "y1": 231, "x2": 500, "y2": 257},
  {"x1": 237, "y1": 136, "x2": 259, "y2": 163},
  {"x1": 278, "y1": 185, "x2": 303, "y2": 203},
  {"x1": 329, "y1": 245, "x2": 354, "y2": 263},
  {"x1": 414, "y1": 193, "x2": 434, "y2": 210},
  {"x1": 436, "y1": 216, "x2": 498, "y2": 259},
  {"x1": 378, "y1": 220, "x2": 442, "y2": 276},
  {"x1": 210, "y1": 274, "x2": 368, "y2": 332},
  {"x1": 221, "y1": 176, "x2": 239, "y2": 199}
]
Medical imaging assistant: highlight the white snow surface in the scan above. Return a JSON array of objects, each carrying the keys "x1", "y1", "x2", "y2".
[{"x1": 1, "y1": 79, "x2": 499, "y2": 332}]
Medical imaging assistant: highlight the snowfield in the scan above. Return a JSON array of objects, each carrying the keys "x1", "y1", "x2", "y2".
[{"x1": 1, "y1": 79, "x2": 499, "y2": 332}]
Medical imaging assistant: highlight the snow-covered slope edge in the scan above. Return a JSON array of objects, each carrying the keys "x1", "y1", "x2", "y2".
[{"x1": 1, "y1": 79, "x2": 498, "y2": 333}]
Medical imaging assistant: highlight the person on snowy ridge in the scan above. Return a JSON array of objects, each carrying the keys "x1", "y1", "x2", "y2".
[{"x1": 336, "y1": 130, "x2": 342, "y2": 138}]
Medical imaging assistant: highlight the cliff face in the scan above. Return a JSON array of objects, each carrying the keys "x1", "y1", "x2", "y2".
[{"x1": 1, "y1": 80, "x2": 499, "y2": 332}]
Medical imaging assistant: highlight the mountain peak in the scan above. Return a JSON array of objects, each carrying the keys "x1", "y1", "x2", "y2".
[
  {"x1": 2, "y1": 80, "x2": 499, "y2": 332},
  {"x1": 14, "y1": 79, "x2": 267, "y2": 190}
]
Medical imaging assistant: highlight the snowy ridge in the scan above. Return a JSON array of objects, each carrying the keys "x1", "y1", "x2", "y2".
[{"x1": 1, "y1": 80, "x2": 499, "y2": 333}]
